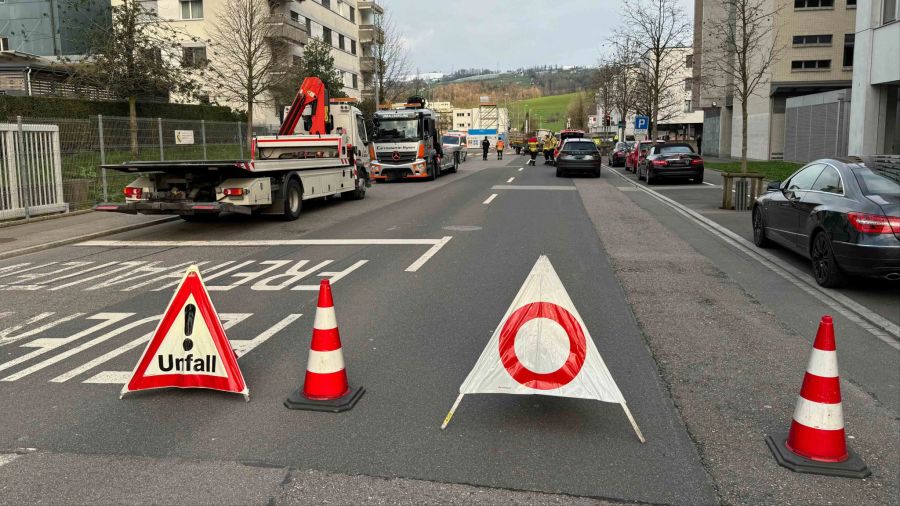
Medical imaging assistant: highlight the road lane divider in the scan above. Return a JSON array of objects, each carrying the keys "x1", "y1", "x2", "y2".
[
  {"x1": 518, "y1": 167, "x2": 524, "y2": 172},
  {"x1": 607, "y1": 166, "x2": 900, "y2": 349},
  {"x1": 506, "y1": 177, "x2": 515, "y2": 183},
  {"x1": 491, "y1": 185, "x2": 577, "y2": 191},
  {"x1": 482, "y1": 194, "x2": 498, "y2": 205}
]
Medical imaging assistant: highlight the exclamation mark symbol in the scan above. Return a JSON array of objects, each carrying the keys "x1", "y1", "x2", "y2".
[{"x1": 183, "y1": 303, "x2": 196, "y2": 352}]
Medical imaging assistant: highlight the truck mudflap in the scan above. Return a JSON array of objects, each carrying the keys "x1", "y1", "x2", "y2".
[{"x1": 94, "y1": 201, "x2": 252, "y2": 216}]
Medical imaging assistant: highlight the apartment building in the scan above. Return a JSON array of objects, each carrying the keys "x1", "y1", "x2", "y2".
[
  {"x1": 148, "y1": 0, "x2": 369, "y2": 124},
  {"x1": 656, "y1": 47, "x2": 704, "y2": 140},
  {"x1": 357, "y1": 0, "x2": 383, "y2": 101},
  {"x1": 695, "y1": 0, "x2": 858, "y2": 160},
  {"x1": 848, "y1": 0, "x2": 899, "y2": 155},
  {"x1": 0, "y1": 0, "x2": 107, "y2": 58}
]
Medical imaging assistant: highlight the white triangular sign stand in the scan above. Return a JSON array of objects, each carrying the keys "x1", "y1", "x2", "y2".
[{"x1": 440, "y1": 255, "x2": 645, "y2": 442}]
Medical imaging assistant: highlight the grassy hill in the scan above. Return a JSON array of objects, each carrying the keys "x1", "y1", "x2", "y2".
[{"x1": 508, "y1": 92, "x2": 580, "y2": 133}]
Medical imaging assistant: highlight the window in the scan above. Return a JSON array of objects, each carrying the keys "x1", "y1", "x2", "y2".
[
  {"x1": 306, "y1": 18, "x2": 312, "y2": 34},
  {"x1": 322, "y1": 27, "x2": 332, "y2": 45},
  {"x1": 791, "y1": 59, "x2": 831, "y2": 70},
  {"x1": 684, "y1": 77, "x2": 693, "y2": 91},
  {"x1": 811, "y1": 166, "x2": 844, "y2": 194},
  {"x1": 321, "y1": 0, "x2": 331, "y2": 9},
  {"x1": 794, "y1": 0, "x2": 833, "y2": 8},
  {"x1": 792, "y1": 34, "x2": 832, "y2": 45},
  {"x1": 787, "y1": 164, "x2": 826, "y2": 191},
  {"x1": 350, "y1": 40, "x2": 357, "y2": 55},
  {"x1": 685, "y1": 54, "x2": 693, "y2": 68},
  {"x1": 338, "y1": 34, "x2": 345, "y2": 50},
  {"x1": 846, "y1": 0, "x2": 856, "y2": 6},
  {"x1": 180, "y1": 0, "x2": 202, "y2": 19},
  {"x1": 352, "y1": 73, "x2": 358, "y2": 89},
  {"x1": 0, "y1": 37, "x2": 8, "y2": 51},
  {"x1": 290, "y1": 10, "x2": 299, "y2": 22},
  {"x1": 355, "y1": 114, "x2": 367, "y2": 143},
  {"x1": 350, "y1": 6, "x2": 356, "y2": 23},
  {"x1": 182, "y1": 46, "x2": 207, "y2": 68},
  {"x1": 684, "y1": 100, "x2": 693, "y2": 113},
  {"x1": 843, "y1": 34, "x2": 854, "y2": 67},
  {"x1": 885, "y1": 0, "x2": 897, "y2": 23}
]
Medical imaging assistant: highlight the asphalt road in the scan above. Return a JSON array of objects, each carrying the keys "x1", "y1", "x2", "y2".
[
  {"x1": 0, "y1": 152, "x2": 896, "y2": 504},
  {"x1": 0, "y1": 155, "x2": 714, "y2": 504}
]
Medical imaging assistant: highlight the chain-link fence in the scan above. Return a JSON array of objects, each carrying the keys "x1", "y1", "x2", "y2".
[{"x1": 0, "y1": 115, "x2": 279, "y2": 219}]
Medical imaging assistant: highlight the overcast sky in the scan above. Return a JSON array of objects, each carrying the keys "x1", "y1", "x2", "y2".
[{"x1": 383, "y1": 0, "x2": 694, "y2": 74}]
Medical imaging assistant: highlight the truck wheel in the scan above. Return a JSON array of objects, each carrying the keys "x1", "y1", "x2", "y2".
[
  {"x1": 282, "y1": 178, "x2": 302, "y2": 220},
  {"x1": 343, "y1": 180, "x2": 366, "y2": 200},
  {"x1": 449, "y1": 153, "x2": 459, "y2": 173},
  {"x1": 428, "y1": 159, "x2": 438, "y2": 181}
]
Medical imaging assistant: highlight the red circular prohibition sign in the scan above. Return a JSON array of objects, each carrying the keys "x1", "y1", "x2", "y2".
[{"x1": 498, "y1": 302, "x2": 587, "y2": 390}]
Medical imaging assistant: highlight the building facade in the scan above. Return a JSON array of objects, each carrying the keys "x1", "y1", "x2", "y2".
[
  {"x1": 656, "y1": 47, "x2": 704, "y2": 141},
  {"x1": 848, "y1": 0, "x2": 899, "y2": 155},
  {"x1": 0, "y1": 0, "x2": 108, "y2": 58},
  {"x1": 695, "y1": 0, "x2": 858, "y2": 160},
  {"x1": 357, "y1": 0, "x2": 383, "y2": 101}
]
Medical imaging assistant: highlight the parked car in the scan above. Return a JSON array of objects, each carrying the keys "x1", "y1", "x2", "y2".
[
  {"x1": 555, "y1": 139, "x2": 602, "y2": 178},
  {"x1": 625, "y1": 140, "x2": 660, "y2": 173},
  {"x1": 610, "y1": 141, "x2": 633, "y2": 167},
  {"x1": 441, "y1": 133, "x2": 468, "y2": 162},
  {"x1": 637, "y1": 143, "x2": 704, "y2": 184},
  {"x1": 752, "y1": 157, "x2": 900, "y2": 287}
]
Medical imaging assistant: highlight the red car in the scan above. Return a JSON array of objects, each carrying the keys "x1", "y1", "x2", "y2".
[{"x1": 625, "y1": 140, "x2": 660, "y2": 173}]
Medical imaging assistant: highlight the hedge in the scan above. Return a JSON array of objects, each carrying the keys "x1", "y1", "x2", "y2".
[{"x1": 0, "y1": 95, "x2": 244, "y2": 122}]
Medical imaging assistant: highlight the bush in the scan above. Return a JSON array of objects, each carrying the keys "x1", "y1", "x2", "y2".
[{"x1": 0, "y1": 95, "x2": 243, "y2": 122}]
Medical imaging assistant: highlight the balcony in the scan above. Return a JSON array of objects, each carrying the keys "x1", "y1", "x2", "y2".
[
  {"x1": 267, "y1": 14, "x2": 308, "y2": 45},
  {"x1": 358, "y1": 0, "x2": 384, "y2": 14},
  {"x1": 359, "y1": 24, "x2": 385, "y2": 44},
  {"x1": 360, "y1": 55, "x2": 376, "y2": 73}
]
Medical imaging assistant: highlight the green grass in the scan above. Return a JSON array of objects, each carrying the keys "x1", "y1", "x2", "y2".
[
  {"x1": 508, "y1": 92, "x2": 580, "y2": 133},
  {"x1": 705, "y1": 160, "x2": 803, "y2": 182}
]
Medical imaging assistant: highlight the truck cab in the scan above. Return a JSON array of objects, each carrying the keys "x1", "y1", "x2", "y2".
[{"x1": 371, "y1": 96, "x2": 459, "y2": 181}]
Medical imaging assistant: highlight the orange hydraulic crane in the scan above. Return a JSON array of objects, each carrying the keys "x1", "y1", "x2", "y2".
[{"x1": 279, "y1": 77, "x2": 330, "y2": 136}]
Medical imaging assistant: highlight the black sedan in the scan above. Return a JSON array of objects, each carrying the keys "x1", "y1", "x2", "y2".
[
  {"x1": 637, "y1": 143, "x2": 704, "y2": 184},
  {"x1": 555, "y1": 139, "x2": 602, "y2": 177},
  {"x1": 752, "y1": 157, "x2": 900, "y2": 287},
  {"x1": 610, "y1": 141, "x2": 633, "y2": 167}
]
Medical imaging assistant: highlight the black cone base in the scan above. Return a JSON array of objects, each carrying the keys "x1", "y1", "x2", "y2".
[
  {"x1": 766, "y1": 432, "x2": 870, "y2": 479},
  {"x1": 284, "y1": 385, "x2": 364, "y2": 412}
]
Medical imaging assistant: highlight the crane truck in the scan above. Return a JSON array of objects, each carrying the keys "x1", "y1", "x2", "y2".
[
  {"x1": 370, "y1": 97, "x2": 459, "y2": 182},
  {"x1": 94, "y1": 77, "x2": 370, "y2": 221}
]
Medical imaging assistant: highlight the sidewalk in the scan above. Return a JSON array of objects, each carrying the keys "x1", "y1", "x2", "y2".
[{"x1": 0, "y1": 212, "x2": 176, "y2": 260}]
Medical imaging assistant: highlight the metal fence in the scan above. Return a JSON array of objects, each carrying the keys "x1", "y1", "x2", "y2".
[
  {"x1": 0, "y1": 115, "x2": 279, "y2": 219},
  {"x1": 0, "y1": 121, "x2": 68, "y2": 220}
]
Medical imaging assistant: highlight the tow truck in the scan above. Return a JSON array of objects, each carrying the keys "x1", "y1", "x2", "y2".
[
  {"x1": 94, "y1": 77, "x2": 371, "y2": 221},
  {"x1": 370, "y1": 96, "x2": 459, "y2": 181}
]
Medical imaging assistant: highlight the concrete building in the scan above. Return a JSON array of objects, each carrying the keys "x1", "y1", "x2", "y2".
[
  {"x1": 357, "y1": 0, "x2": 383, "y2": 101},
  {"x1": 450, "y1": 106, "x2": 510, "y2": 134},
  {"x1": 0, "y1": 0, "x2": 108, "y2": 58},
  {"x1": 656, "y1": 47, "x2": 704, "y2": 141},
  {"x1": 695, "y1": 0, "x2": 858, "y2": 160},
  {"x1": 848, "y1": 0, "x2": 899, "y2": 155},
  {"x1": 150, "y1": 0, "x2": 368, "y2": 124}
]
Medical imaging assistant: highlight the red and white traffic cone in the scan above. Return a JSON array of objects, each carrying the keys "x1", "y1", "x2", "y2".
[
  {"x1": 284, "y1": 279, "x2": 364, "y2": 412},
  {"x1": 766, "y1": 316, "x2": 869, "y2": 478}
]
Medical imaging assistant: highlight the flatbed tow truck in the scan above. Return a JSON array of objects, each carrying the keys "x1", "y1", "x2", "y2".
[{"x1": 94, "y1": 77, "x2": 371, "y2": 221}]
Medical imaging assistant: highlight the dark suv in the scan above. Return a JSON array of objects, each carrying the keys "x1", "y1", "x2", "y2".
[
  {"x1": 637, "y1": 143, "x2": 704, "y2": 184},
  {"x1": 555, "y1": 139, "x2": 602, "y2": 177}
]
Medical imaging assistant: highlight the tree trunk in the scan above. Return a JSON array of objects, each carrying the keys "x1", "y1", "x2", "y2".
[
  {"x1": 128, "y1": 96, "x2": 139, "y2": 158},
  {"x1": 741, "y1": 98, "x2": 748, "y2": 173},
  {"x1": 246, "y1": 101, "x2": 254, "y2": 149}
]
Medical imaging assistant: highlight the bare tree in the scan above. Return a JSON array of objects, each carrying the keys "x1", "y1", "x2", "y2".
[
  {"x1": 209, "y1": 0, "x2": 282, "y2": 147},
  {"x1": 704, "y1": 0, "x2": 781, "y2": 172},
  {"x1": 373, "y1": 12, "x2": 411, "y2": 105},
  {"x1": 76, "y1": 0, "x2": 201, "y2": 156},
  {"x1": 602, "y1": 34, "x2": 643, "y2": 139},
  {"x1": 619, "y1": 0, "x2": 692, "y2": 140}
]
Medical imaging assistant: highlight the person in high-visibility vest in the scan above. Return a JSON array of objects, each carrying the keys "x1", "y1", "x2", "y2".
[
  {"x1": 526, "y1": 137, "x2": 539, "y2": 166},
  {"x1": 496, "y1": 139, "x2": 505, "y2": 160},
  {"x1": 544, "y1": 135, "x2": 558, "y2": 164}
]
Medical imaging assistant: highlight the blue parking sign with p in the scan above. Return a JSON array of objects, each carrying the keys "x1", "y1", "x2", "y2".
[{"x1": 635, "y1": 116, "x2": 649, "y2": 130}]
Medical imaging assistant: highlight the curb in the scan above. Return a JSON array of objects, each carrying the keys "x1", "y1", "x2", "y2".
[
  {"x1": 0, "y1": 209, "x2": 94, "y2": 229},
  {"x1": 0, "y1": 216, "x2": 179, "y2": 261}
]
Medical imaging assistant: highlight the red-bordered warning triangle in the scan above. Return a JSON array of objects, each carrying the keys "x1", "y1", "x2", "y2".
[{"x1": 121, "y1": 265, "x2": 248, "y2": 400}]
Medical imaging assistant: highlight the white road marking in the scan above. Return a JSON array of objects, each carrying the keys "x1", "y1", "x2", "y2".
[
  {"x1": 55, "y1": 313, "x2": 252, "y2": 383},
  {"x1": 232, "y1": 314, "x2": 302, "y2": 358},
  {"x1": 506, "y1": 177, "x2": 515, "y2": 183},
  {"x1": 251, "y1": 260, "x2": 333, "y2": 291},
  {"x1": 49, "y1": 262, "x2": 146, "y2": 291},
  {"x1": 0, "y1": 454, "x2": 21, "y2": 467},
  {"x1": 405, "y1": 237, "x2": 453, "y2": 272},
  {"x1": 0, "y1": 312, "x2": 85, "y2": 347},
  {"x1": 518, "y1": 167, "x2": 524, "y2": 171},
  {"x1": 77, "y1": 239, "x2": 448, "y2": 247},
  {"x1": 3, "y1": 314, "x2": 154, "y2": 382},
  {"x1": 702, "y1": 181, "x2": 715, "y2": 186},
  {"x1": 607, "y1": 167, "x2": 900, "y2": 349},
  {"x1": 483, "y1": 194, "x2": 498, "y2": 205},
  {"x1": 0, "y1": 313, "x2": 131, "y2": 375},
  {"x1": 490, "y1": 185, "x2": 577, "y2": 191},
  {"x1": 302, "y1": 260, "x2": 368, "y2": 288}
]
